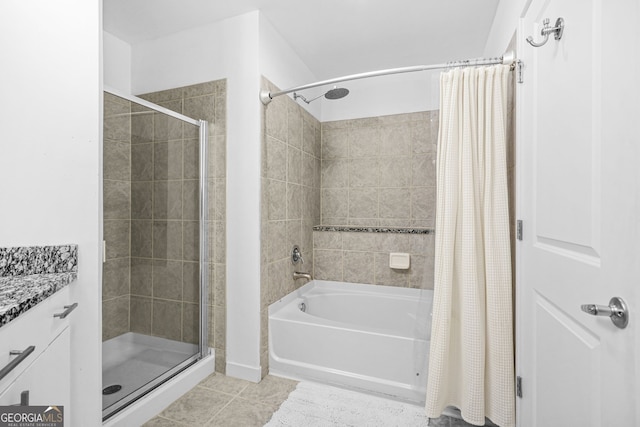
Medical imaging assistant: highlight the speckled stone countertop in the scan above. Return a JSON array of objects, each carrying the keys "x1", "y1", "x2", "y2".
[{"x1": 0, "y1": 245, "x2": 78, "y2": 328}]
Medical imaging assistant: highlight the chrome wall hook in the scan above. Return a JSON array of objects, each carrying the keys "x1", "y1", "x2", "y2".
[{"x1": 526, "y1": 17, "x2": 564, "y2": 48}]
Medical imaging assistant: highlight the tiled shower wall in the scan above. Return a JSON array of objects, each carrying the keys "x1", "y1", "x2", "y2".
[
  {"x1": 102, "y1": 80, "x2": 227, "y2": 372},
  {"x1": 320, "y1": 111, "x2": 438, "y2": 228},
  {"x1": 313, "y1": 111, "x2": 439, "y2": 289},
  {"x1": 103, "y1": 93, "x2": 132, "y2": 340},
  {"x1": 137, "y1": 80, "x2": 227, "y2": 372},
  {"x1": 260, "y1": 77, "x2": 322, "y2": 377}
]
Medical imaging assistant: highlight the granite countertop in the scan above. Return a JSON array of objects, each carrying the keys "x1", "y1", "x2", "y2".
[{"x1": 0, "y1": 245, "x2": 78, "y2": 328}]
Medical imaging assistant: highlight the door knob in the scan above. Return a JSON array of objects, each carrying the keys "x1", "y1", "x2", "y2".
[{"x1": 581, "y1": 297, "x2": 629, "y2": 329}]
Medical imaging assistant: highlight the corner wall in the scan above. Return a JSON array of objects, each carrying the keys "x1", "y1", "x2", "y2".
[
  {"x1": 0, "y1": 0, "x2": 103, "y2": 424},
  {"x1": 128, "y1": 11, "x2": 262, "y2": 381}
]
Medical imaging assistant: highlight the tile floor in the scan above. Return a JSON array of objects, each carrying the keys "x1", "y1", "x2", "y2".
[{"x1": 143, "y1": 373, "x2": 495, "y2": 427}]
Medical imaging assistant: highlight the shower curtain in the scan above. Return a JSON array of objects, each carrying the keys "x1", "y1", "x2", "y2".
[{"x1": 425, "y1": 64, "x2": 514, "y2": 427}]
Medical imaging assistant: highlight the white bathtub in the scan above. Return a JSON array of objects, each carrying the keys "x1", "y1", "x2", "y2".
[{"x1": 269, "y1": 280, "x2": 433, "y2": 404}]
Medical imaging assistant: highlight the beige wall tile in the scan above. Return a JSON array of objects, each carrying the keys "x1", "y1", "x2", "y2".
[
  {"x1": 131, "y1": 181, "x2": 153, "y2": 219},
  {"x1": 266, "y1": 136, "x2": 287, "y2": 181},
  {"x1": 322, "y1": 189, "x2": 348, "y2": 219},
  {"x1": 379, "y1": 157, "x2": 411, "y2": 188},
  {"x1": 183, "y1": 95, "x2": 215, "y2": 121},
  {"x1": 130, "y1": 296, "x2": 152, "y2": 334},
  {"x1": 103, "y1": 258, "x2": 130, "y2": 299},
  {"x1": 183, "y1": 220, "x2": 200, "y2": 262},
  {"x1": 104, "y1": 114, "x2": 131, "y2": 142},
  {"x1": 349, "y1": 158, "x2": 379, "y2": 188},
  {"x1": 152, "y1": 299, "x2": 182, "y2": 341},
  {"x1": 267, "y1": 179, "x2": 287, "y2": 220},
  {"x1": 131, "y1": 220, "x2": 152, "y2": 258},
  {"x1": 343, "y1": 251, "x2": 375, "y2": 284},
  {"x1": 153, "y1": 181, "x2": 183, "y2": 220},
  {"x1": 313, "y1": 231, "x2": 342, "y2": 249},
  {"x1": 313, "y1": 249, "x2": 343, "y2": 281},
  {"x1": 154, "y1": 141, "x2": 184, "y2": 180},
  {"x1": 183, "y1": 261, "x2": 199, "y2": 303},
  {"x1": 380, "y1": 124, "x2": 411, "y2": 156},
  {"x1": 153, "y1": 259, "x2": 183, "y2": 300},
  {"x1": 349, "y1": 127, "x2": 380, "y2": 158},
  {"x1": 104, "y1": 141, "x2": 130, "y2": 181},
  {"x1": 267, "y1": 220, "x2": 287, "y2": 263},
  {"x1": 131, "y1": 257, "x2": 153, "y2": 296},
  {"x1": 131, "y1": 112, "x2": 154, "y2": 144},
  {"x1": 153, "y1": 221, "x2": 183, "y2": 260},
  {"x1": 348, "y1": 188, "x2": 378, "y2": 219},
  {"x1": 103, "y1": 296, "x2": 130, "y2": 341},
  {"x1": 321, "y1": 128, "x2": 349, "y2": 159},
  {"x1": 131, "y1": 143, "x2": 154, "y2": 181},
  {"x1": 266, "y1": 96, "x2": 288, "y2": 142},
  {"x1": 154, "y1": 109, "x2": 183, "y2": 142},
  {"x1": 287, "y1": 101, "x2": 303, "y2": 149},
  {"x1": 322, "y1": 159, "x2": 349, "y2": 188},
  {"x1": 182, "y1": 179, "x2": 199, "y2": 221},
  {"x1": 183, "y1": 139, "x2": 200, "y2": 180},
  {"x1": 104, "y1": 220, "x2": 130, "y2": 260},
  {"x1": 182, "y1": 302, "x2": 200, "y2": 344},
  {"x1": 379, "y1": 188, "x2": 410, "y2": 219},
  {"x1": 104, "y1": 179, "x2": 131, "y2": 220}
]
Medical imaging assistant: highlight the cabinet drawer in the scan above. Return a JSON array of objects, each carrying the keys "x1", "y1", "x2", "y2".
[
  {"x1": 0, "y1": 327, "x2": 70, "y2": 420},
  {"x1": 0, "y1": 286, "x2": 72, "y2": 392}
]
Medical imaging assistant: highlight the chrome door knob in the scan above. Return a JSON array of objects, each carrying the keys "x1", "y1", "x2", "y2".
[{"x1": 581, "y1": 297, "x2": 629, "y2": 329}]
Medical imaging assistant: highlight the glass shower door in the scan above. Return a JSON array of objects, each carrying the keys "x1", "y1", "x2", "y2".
[{"x1": 102, "y1": 90, "x2": 208, "y2": 420}]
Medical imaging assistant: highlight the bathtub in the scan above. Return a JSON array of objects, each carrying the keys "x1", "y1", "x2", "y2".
[{"x1": 269, "y1": 280, "x2": 433, "y2": 404}]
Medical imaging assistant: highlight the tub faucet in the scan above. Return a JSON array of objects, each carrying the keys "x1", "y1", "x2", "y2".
[{"x1": 293, "y1": 271, "x2": 313, "y2": 282}]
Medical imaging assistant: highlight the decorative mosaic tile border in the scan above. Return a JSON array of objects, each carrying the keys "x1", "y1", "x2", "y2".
[
  {"x1": 0, "y1": 245, "x2": 78, "y2": 277},
  {"x1": 312, "y1": 226, "x2": 433, "y2": 235}
]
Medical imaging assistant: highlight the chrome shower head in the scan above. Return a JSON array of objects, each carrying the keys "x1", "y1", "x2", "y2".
[
  {"x1": 293, "y1": 86, "x2": 350, "y2": 104},
  {"x1": 324, "y1": 87, "x2": 349, "y2": 100}
]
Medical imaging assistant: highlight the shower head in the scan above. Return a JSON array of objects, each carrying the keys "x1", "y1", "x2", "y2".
[
  {"x1": 324, "y1": 87, "x2": 349, "y2": 100},
  {"x1": 293, "y1": 86, "x2": 350, "y2": 104}
]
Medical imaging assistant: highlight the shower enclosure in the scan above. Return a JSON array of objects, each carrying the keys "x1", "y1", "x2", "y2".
[{"x1": 102, "y1": 89, "x2": 208, "y2": 420}]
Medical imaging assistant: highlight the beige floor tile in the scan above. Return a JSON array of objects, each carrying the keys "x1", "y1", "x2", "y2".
[
  {"x1": 238, "y1": 375, "x2": 298, "y2": 406},
  {"x1": 206, "y1": 397, "x2": 279, "y2": 427},
  {"x1": 159, "y1": 386, "x2": 233, "y2": 425},
  {"x1": 142, "y1": 416, "x2": 188, "y2": 426},
  {"x1": 198, "y1": 372, "x2": 251, "y2": 396}
]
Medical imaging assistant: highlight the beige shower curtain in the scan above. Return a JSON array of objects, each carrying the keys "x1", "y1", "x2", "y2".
[{"x1": 425, "y1": 65, "x2": 514, "y2": 427}]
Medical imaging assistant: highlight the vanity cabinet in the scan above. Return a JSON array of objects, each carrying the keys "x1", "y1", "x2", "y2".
[{"x1": 0, "y1": 286, "x2": 73, "y2": 412}]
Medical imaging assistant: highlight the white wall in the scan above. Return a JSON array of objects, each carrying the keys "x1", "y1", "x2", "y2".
[
  {"x1": 130, "y1": 11, "x2": 263, "y2": 382},
  {"x1": 104, "y1": 31, "x2": 132, "y2": 93},
  {"x1": 484, "y1": 0, "x2": 532, "y2": 56},
  {"x1": 259, "y1": 14, "x2": 321, "y2": 119},
  {"x1": 320, "y1": 70, "x2": 440, "y2": 122},
  {"x1": 0, "y1": 0, "x2": 102, "y2": 425},
  {"x1": 259, "y1": 13, "x2": 440, "y2": 122}
]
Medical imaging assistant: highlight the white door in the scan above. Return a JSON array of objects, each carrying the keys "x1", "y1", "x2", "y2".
[{"x1": 518, "y1": 0, "x2": 639, "y2": 426}]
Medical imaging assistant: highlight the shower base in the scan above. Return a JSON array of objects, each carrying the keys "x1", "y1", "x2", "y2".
[{"x1": 102, "y1": 332, "x2": 198, "y2": 412}]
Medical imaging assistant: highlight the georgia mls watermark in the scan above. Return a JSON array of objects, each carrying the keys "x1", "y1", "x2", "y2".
[{"x1": 0, "y1": 406, "x2": 63, "y2": 427}]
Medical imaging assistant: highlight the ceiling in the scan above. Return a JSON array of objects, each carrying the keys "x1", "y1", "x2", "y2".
[{"x1": 103, "y1": 0, "x2": 501, "y2": 80}]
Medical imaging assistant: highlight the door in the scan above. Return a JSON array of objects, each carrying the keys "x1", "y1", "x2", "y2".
[{"x1": 517, "y1": 0, "x2": 639, "y2": 426}]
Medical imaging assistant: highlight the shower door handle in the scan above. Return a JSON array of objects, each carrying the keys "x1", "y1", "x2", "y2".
[{"x1": 580, "y1": 297, "x2": 629, "y2": 329}]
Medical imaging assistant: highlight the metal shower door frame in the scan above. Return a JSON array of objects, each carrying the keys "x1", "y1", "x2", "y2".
[{"x1": 102, "y1": 87, "x2": 209, "y2": 420}]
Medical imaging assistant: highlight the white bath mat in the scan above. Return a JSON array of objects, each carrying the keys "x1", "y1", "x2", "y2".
[{"x1": 264, "y1": 381, "x2": 430, "y2": 427}]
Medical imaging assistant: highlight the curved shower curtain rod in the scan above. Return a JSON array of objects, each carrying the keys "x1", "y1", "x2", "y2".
[{"x1": 260, "y1": 50, "x2": 516, "y2": 105}]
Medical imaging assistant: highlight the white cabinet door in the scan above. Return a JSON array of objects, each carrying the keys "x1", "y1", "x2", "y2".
[
  {"x1": 0, "y1": 286, "x2": 70, "y2": 393},
  {"x1": 0, "y1": 327, "x2": 70, "y2": 415},
  {"x1": 517, "y1": 0, "x2": 639, "y2": 425}
]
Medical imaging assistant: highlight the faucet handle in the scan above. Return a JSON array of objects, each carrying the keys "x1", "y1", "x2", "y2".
[{"x1": 291, "y1": 245, "x2": 304, "y2": 264}]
